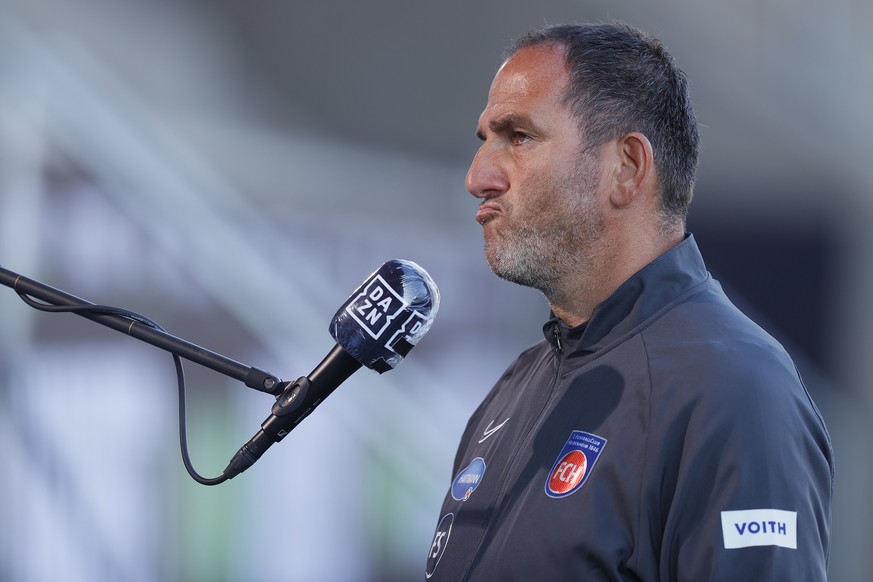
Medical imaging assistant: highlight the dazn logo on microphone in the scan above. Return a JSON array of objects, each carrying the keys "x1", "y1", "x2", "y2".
[{"x1": 346, "y1": 274, "x2": 408, "y2": 339}]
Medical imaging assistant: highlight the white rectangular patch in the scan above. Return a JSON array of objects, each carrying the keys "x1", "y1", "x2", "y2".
[{"x1": 720, "y1": 509, "x2": 797, "y2": 549}]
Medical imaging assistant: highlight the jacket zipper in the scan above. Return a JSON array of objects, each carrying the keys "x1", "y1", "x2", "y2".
[
  {"x1": 460, "y1": 326, "x2": 566, "y2": 580},
  {"x1": 553, "y1": 323, "x2": 564, "y2": 354}
]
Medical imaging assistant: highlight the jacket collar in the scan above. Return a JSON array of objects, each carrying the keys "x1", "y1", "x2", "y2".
[{"x1": 542, "y1": 234, "x2": 711, "y2": 357}]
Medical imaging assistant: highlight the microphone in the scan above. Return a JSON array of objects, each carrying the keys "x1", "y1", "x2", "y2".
[{"x1": 222, "y1": 259, "x2": 439, "y2": 479}]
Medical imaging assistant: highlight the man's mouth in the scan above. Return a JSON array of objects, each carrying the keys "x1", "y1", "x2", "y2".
[{"x1": 475, "y1": 202, "x2": 501, "y2": 225}]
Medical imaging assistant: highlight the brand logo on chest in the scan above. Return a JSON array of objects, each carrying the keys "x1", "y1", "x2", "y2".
[
  {"x1": 545, "y1": 430, "x2": 607, "y2": 498},
  {"x1": 426, "y1": 513, "x2": 454, "y2": 578},
  {"x1": 451, "y1": 457, "x2": 486, "y2": 501}
]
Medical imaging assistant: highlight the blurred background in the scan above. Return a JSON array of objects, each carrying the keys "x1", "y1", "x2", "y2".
[{"x1": 0, "y1": 0, "x2": 869, "y2": 580}]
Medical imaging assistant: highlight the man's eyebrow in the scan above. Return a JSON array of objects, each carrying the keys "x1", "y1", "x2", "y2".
[{"x1": 476, "y1": 113, "x2": 535, "y2": 141}]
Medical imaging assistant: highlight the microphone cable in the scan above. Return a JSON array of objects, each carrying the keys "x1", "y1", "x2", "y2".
[{"x1": 15, "y1": 291, "x2": 229, "y2": 485}]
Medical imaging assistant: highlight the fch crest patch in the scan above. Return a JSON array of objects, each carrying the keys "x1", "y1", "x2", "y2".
[{"x1": 545, "y1": 430, "x2": 607, "y2": 498}]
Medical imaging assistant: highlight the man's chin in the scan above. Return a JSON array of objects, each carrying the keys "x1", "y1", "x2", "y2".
[{"x1": 486, "y1": 255, "x2": 552, "y2": 294}]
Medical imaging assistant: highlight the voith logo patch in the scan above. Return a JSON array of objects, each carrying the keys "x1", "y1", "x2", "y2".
[
  {"x1": 451, "y1": 457, "x2": 486, "y2": 501},
  {"x1": 545, "y1": 430, "x2": 607, "y2": 499},
  {"x1": 345, "y1": 275, "x2": 408, "y2": 339},
  {"x1": 721, "y1": 509, "x2": 797, "y2": 549}
]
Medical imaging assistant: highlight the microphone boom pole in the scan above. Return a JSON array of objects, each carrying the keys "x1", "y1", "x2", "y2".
[
  {"x1": 0, "y1": 265, "x2": 282, "y2": 395},
  {"x1": 1, "y1": 258, "x2": 440, "y2": 483}
]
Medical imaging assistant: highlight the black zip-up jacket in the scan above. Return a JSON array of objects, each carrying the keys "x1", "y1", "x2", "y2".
[{"x1": 426, "y1": 235, "x2": 833, "y2": 581}]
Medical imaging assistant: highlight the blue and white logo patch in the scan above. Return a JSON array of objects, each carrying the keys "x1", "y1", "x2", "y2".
[
  {"x1": 545, "y1": 430, "x2": 607, "y2": 498},
  {"x1": 451, "y1": 457, "x2": 486, "y2": 501}
]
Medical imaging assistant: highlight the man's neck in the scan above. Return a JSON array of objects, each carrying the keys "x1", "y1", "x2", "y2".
[{"x1": 547, "y1": 229, "x2": 684, "y2": 328}]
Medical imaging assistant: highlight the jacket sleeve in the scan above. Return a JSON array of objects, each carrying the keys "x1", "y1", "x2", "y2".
[{"x1": 654, "y1": 354, "x2": 833, "y2": 582}]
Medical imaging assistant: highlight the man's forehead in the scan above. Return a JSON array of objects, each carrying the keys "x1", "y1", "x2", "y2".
[
  {"x1": 477, "y1": 45, "x2": 571, "y2": 128},
  {"x1": 489, "y1": 45, "x2": 569, "y2": 98}
]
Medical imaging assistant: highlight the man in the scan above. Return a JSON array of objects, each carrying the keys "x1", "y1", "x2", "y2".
[{"x1": 426, "y1": 22, "x2": 833, "y2": 581}]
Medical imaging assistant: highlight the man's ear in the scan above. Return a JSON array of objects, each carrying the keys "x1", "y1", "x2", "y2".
[{"x1": 610, "y1": 132, "x2": 655, "y2": 208}]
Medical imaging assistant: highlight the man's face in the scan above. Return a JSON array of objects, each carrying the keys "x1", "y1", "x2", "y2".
[{"x1": 466, "y1": 44, "x2": 604, "y2": 296}]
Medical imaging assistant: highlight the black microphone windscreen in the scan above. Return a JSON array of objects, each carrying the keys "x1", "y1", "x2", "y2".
[{"x1": 329, "y1": 259, "x2": 439, "y2": 373}]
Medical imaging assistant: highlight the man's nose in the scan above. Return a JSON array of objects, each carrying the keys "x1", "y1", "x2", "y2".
[{"x1": 466, "y1": 143, "x2": 508, "y2": 199}]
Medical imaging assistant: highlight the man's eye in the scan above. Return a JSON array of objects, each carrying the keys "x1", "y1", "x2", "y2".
[{"x1": 510, "y1": 131, "x2": 531, "y2": 145}]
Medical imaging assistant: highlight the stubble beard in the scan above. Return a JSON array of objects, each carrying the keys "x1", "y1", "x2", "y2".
[{"x1": 483, "y1": 154, "x2": 604, "y2": 301}]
